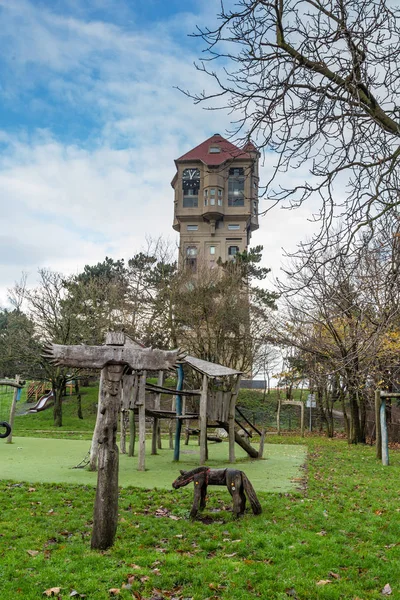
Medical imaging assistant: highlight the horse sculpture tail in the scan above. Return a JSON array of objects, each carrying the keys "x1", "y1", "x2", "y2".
[{"x1": 242, "y1": 473, "x2": 262, "y2": 515}]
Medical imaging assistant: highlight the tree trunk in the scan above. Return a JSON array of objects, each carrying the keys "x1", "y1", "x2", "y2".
[
  {"x1": 91, "y1": 364, "x2": 124, "y2": 550},
  {"x1": 77, "y1": 393, "x2": 83, "y2": 420},
  {"x1": 52, "y1": 377, "x2": 65, "y2": 427},
  {"x1": 348, "y1": 389, "x2": 362, "y2": 444}
]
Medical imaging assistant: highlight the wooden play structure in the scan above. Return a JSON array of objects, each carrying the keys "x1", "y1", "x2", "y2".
[
  {"x1": 127, "y1": 353, "x2": 264, "y2": 468},
  {"x1": 172, "y1": 466, "x2": 262, "y2": 518}
]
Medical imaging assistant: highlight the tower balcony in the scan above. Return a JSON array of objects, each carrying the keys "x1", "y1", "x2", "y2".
[{"x1": 202, "y1": 205, "x2": 224, "y2": 221}]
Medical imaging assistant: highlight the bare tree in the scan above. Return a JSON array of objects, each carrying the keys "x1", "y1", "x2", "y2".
[
  {"x1": 21, "y1": 270, "x2": 83, "y2": 427},
  {"x1": 190, "y1": 0, "x2": 400, "y2": 251},
  {"x1": 269, "y1": 220, "x2": 400, "y2": 442}
]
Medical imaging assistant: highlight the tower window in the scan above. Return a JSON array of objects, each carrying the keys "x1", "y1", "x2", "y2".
[
  {"x1": 209, "y1": 246, "x2": 216, "y2": 255},
  {"x1": 228, "y1": 246, "x2": 240, "y2": 258},
  {"x1": 228, "y1": 224, "x2": 240, "y2": 230},
  {"x1": 209, "y1": 146, "x2": 221, "y2": 153},
  {"x1": 187, "y1": 225, "x2": 198, "y2": 231},
  {"x1": 186, "y1": 246, "x2": 197, "y2": 272},
  {"x1": 228, "y1": 167, "x2": 245, "y2": 206}
]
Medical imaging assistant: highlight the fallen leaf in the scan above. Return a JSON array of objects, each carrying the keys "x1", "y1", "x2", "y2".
[
  {"x1": 328, "y1": 572, "x2": 340, "y2": 579},
  {"x1": 316, "y1": 530, "x2": 327, "y2": 536},
  {"x1": 316, "y1": 580, "x2": 332, "y2": 586},
  {"x1": 169, "y1": 515, "x2": 180, "y2": 521},
  {"x1": 128, "y1": 563, "x2": 141, "y2": 569},
  {"x1": 285, "y1": 588, "x2": 299, "y2": 599},
  {"x1": 43, "y1": 588, "x2": 61, "y2": 597},
  {"x1": 69, "y1": 591, "x2": 86, "y2": 598},
  {"x1": 382, "y1": 583, "x2": 392, "y2": 595},
  {"x1": 28, "y1": 487, "x2": 36, "y2": 492},
  {"x1": 121, "y1": 583, "x2": 132, "y2": 590},
  {"x1": 224, "y1": 552, "x2": 237, "y2": 558},
  {"x1": 108, "y1": 589, "x2": 120, "y2": 596},
  {"x1": 140, "y1": 576, "x2": 150, "y2": 583},
  {"x1": 27, "y1": 550, "x2": 39, "y2": 557}
]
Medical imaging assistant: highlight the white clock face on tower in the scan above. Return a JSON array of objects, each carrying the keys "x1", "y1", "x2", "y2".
[{"x1": 182, "y1": 168, "x2": 200, "y2": 180}]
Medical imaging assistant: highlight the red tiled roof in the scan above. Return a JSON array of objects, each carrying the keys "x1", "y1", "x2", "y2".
[{"x1": 176, "y1": 134, "x2": 254, "y2": 166}]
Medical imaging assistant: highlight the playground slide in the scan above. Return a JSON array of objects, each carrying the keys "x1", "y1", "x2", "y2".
[
  {"x1": 218, "y1": 422, "x2": 259, "y2": 458},
  {"x1": 27, "y1": 391, "x2": 54, "y2": 413}
]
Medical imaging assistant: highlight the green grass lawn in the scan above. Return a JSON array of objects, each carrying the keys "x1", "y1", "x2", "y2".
[
  {"x1": 0, "y1": 437, "x2": 306, "y2": 492},
  {"x1": 1, "y1": 436, "x2": 400, "y2": 599},
  {"x1": 2, "y1": 385, "x2": 400, "y2": 599}
]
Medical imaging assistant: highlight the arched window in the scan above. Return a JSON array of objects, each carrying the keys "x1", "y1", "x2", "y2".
[{"x1": 228, "y1": 246, "x2": 240, "y2": 258}]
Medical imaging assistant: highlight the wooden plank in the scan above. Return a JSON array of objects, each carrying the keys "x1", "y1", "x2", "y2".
[
  {"x1": 146, "y1": 383, "x2": 201, "y2": 397},
  {"x1": 42, "y1": 343, "x2": 184, "y2": 371},
  {"x1": 185, "y1": 355, "x2": 242, "y2": 377},
  {"x1": 137, "y1": 372, "x2": 146, "y2": 471},
  {"x1": 199, "y1": 374, "x2": 208, "y2": 465}
]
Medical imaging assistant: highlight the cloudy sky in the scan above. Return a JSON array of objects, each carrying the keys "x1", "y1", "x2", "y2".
[{"x1": 0, "y1": 0, "x2": 318, "y2": 307}]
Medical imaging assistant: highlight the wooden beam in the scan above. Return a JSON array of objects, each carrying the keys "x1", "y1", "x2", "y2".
[
  {"x1": 152, "y1": 370, "x2": 164, "y2": 455},
  {"x1": 0, "y1": 378, "x2": 24, "y2": 389},
  {"x1": 137, "y1": 372, "x2": 147, "y2": 471},
  {"x1": 375, "y1": 389, "x2": 382, "y2": 460},
  {"x1": 42, "y1": 343, "x2": 184, "y2": 371},
  {"x1": 199, "y1": 374, "x2": 208, "y2": 465},
  {"x1": 380, "y1": 396, "x2": 389, "y2": 466},
  {"x1": 229, "y1": 375, "x2": 241, "y2": 463}
]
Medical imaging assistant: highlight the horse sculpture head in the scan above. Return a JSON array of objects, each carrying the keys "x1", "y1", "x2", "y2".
[{"x1": 172, "y1": 466, "x2": 209, "y2": 489}]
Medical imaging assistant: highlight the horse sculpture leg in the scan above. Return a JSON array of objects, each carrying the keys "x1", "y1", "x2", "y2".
[
  {"x1": 226, "y1": 471, "x2": 246, "y2": 518},
  {"x1": 190, "y1": 473, "x2": 207, "y2": 518}
]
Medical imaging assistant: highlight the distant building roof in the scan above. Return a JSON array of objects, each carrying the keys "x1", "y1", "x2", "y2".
[{"x1": 176, "y1": 134, "x2": 255, "y2": 166}]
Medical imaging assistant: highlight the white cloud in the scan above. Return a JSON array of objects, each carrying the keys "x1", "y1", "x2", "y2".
[{"x1": 0, "y1": 0, "x2": 320, "y2": 306}]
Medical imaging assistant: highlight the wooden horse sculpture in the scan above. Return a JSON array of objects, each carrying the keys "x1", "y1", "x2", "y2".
[{"x1": 172, "y1": 466, "x2": 262, "y2": 518}]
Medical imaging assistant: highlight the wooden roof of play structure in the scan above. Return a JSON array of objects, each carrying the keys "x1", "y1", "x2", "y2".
[{"x1": 183, "y1": 355, "x2": 242, "y2": 378}]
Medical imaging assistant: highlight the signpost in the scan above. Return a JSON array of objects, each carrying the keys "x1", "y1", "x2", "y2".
[{"x1": 306, "y1": 394, "x2": 316, "y2": 432}]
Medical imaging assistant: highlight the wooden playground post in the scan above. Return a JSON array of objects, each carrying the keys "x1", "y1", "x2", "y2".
[
  {"x1": 137, "y1": 372, "x2": 147, "y2": 471},
  {"x1": 173, "y1": 364, "x2": 184, "y2": 461},
  {"x1": 128, "y1": 375, "x2": 138, "y2": 457},
  {"x1": 380, "y1": 396, "x2": 389, "y2": 466},
  {"x1": 229, "y1": 375, "x2": 241, "y2": 463},
  {"x1": 375, "y1": 389, "x2": 382, "y2": 460},
  {"x1": 199, "y1": 374, "x2": 208, "y2": 465},
  {"x1": 152, "y1": 370, "x2": 164, "y2": 454}
]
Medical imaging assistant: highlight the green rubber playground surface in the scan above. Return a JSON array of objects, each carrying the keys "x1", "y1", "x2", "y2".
[{"x1": 0, "y1": 436, "x2": 306, "y2": 491}]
